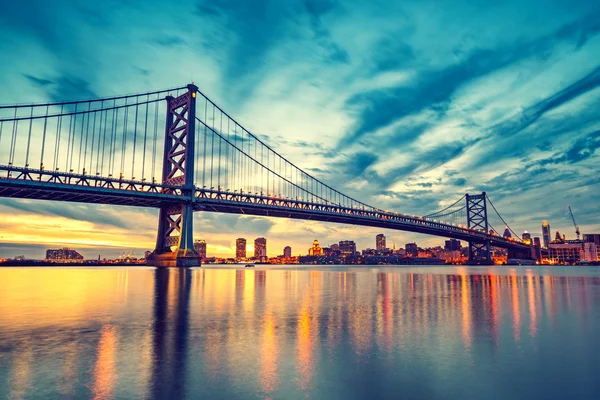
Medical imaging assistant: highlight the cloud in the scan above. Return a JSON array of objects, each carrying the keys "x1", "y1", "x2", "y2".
[
  {"x1": 338, "y1": 10, "x2": 600, "y2": 149},
  {"x1": 0, "y1": 199, "x2": 148, "y2": 230}
]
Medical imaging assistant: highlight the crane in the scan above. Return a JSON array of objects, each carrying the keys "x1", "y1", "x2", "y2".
[{"x1": 568, "y1": 205, "x2": 580, "y2": 240}]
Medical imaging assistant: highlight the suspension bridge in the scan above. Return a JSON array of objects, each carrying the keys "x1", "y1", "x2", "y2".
[{"x1": 0, "y1": 84, "x2": 532, "y2": 266}]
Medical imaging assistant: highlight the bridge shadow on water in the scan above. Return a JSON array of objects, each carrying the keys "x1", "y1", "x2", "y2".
[{"x1": 151, "y1": 268, "x2": 192, "y2": 399}]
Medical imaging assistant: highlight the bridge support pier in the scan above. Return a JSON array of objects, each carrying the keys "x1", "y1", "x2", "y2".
[
  {"x1": 466, "y1": 192, "x2": 493, "y2": 265},
  {"x1": 148, "y1": 84, "x2": 201, "y2": 268}
]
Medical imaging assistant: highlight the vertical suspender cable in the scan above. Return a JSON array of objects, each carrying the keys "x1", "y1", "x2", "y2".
[
  {"x1": 73, "y1": 103, "x2": 85, "y2": 172},
  {"x1": 132, "y1": 101, "x2": 139, "y2": 178},
  {"x1": 210, "y1": 106, "x2": 215, "y2": 189},
  {"x1": 25, "y1": 106, "x2": 33, "y2": 167},
  {"x1": 9, "y1": 108, "x2": 18, "y2": 165},
  {"x1": 120, "y1": 99, "x2": 129, "y2": 176},
  {"x1": 152, "y1": 98, "x2": 158, "y2": 182},
  {"x1": 86, "y1": 109, "x2": 97, "y2": 174},
  {"x1": 54, "y1": 105, "x2": 63, "y2": 170},
  {"x1": 78, "y1": 102, "x2": 91, "y2": 173},
  {"x1": 218, "y1": 111, "x2": 222, "y2": 189},
  {"x1": 40, "y1": 106, "x2": 49, "y2": 170},
  {"x1": 202, "y1": 98, "x2": 207, "y2": 188},
  {"x1": 142, "y1": 96, "x2": 149, "y2": 181}
]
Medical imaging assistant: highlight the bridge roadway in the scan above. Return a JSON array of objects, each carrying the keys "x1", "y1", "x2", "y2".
[{"x1": 0, "y1": 165, "x2": 529, "y2": 252}]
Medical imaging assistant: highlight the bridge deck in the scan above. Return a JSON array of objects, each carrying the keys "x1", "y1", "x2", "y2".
[{"x1": 0, "y1": 169, "x2": 529, "y2": 251}]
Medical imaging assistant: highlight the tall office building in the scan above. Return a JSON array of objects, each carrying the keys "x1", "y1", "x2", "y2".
[
  {"x1": 444, "y1": 239, "x2": 461, "y2": 251},
  {"x1": 405, "y1": 243, "x2": 418, "y2": 257},
  {"x1": 503, "y1": 228, "x2": 512, "y2": 239},
  {"x1": 376, "y1": 234, "x2": 386, "y2": 251},
  {"x1": 254, "y1": 237, "x2": 267, "y2": 261},
  {"x1": 283, "y1": 246, "x2": 292, "y2": 258},
  {"x1": 522, "y1": 231, "x2": 532, "y2": 245},
  {"x1": 194, "y1": 239, "x2": 207, "y2": 259},
  {"x1": 542, "y1": 220, "x2": 551, "y2": 248},
  {"x1": 236, "y1": 238, "x2": 247, "y2": 260},
  {"x1": 339, "y1": 240, "x2": 356, "y2": 256}
]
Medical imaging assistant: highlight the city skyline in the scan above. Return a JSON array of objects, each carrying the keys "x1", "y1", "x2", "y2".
[{"x1": 1, "y1": 1, "x2": 599, "y2": 259}]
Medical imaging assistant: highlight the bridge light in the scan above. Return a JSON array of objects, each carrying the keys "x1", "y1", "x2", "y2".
[{"x1": 192, "y1": 92, "x2": 196, "y2": 98}]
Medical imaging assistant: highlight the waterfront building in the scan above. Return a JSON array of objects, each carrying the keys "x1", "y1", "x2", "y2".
[
  {"x1": 522, "y1": 231, "x2": 532, "y2": 245},
  {"x1": 45, "y1": 247, "x2": 84, "y2": 261},
  {"x1": 405, "y1": 243, "x2": 418, "y2": 257},
  {"x1": 376, "y1": 234, "x2": 386, "y2": 251},
  {"x1": 438, "y1": 250, "x2": 461, "y2": 263},
  {"x1": 533, "y1": 237, "x2": 542, "y2": 260},
  {"x1": 548, "y1": 242, "x2": 582, "y2": 264},
  {"x1": 582, "y1": 243, "x2": 599, "y2": 262},
  {"x1": 308, "y1": 240, "x2": 323, "y2": 255},
  {"x1": 254, "y1": 237, "x2": 267, "y2": 261},
  {"x1": 194, "y1": 239, "x2": 207, "y2": 259},
  {"x1": 236, "y1": 238, "x2": 247, "y2": 260},
  {"x1": 444, "y1": 239, "x2": 460, "y2": 251},
  {"x1": 339, "y1": 240, "x2": 356, "y2": 256},
  {"x1": 283, "y1": 246, "x2": 292, "y2": 258},
  {"x1": 583, "y1": 234, "x2": 600, "y2": 246},
  {"x1": 542, "y1": 220, "x2": 551, "y2": 248}
]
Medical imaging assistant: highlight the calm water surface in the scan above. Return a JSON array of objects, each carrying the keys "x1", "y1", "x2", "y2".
[{"x1": 1, "y1": 266, "x2": 599, "y2": 399}]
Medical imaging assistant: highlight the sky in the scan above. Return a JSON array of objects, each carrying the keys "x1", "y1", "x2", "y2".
[{"x1": 0, "y1": 0, "x2": 599, "y2": 259}]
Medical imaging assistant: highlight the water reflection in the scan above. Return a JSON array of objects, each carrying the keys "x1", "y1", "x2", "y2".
[
  {"x1": 1, "y1": 267, "x2": 599, "y2": 399},
  {"x1": 151, "y1": 268, "x2": 191, "y2": 399}
]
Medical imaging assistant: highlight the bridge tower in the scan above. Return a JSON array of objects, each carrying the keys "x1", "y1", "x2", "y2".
[
  {"x1": 466, "y1": 192, "x2": 492, "y2": 265},
  {"x1": 148, "y1": 84, "x2": 202, "y2": 267}
]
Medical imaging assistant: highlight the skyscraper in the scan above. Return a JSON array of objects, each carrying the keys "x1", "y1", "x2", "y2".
[
  {"x1": 503, "y1": 228, "x2": 512, "y2": 239},
  {"x1": 254, "y1": 237, "x2": 267, "y2": 261},
  {"x1": 283, "y1": 246, "x2": 292, "y2": 258},
  {"x1": 339, "y1": 240, "x2": 356, "y2": 255},
  {"x1": 444, "y1": 239, "x2": 460, "y2": 251},
  {"x1": 542, "y1": 220, "x2": 551, "y2": 248},
  {"x1": 376, "y1": 234, "x2": 386, "y2": 251},
  {"x1": 522, "y1": 231, "x2": 532, "y2": 245},
  {"x1": 194, "y1": 239, "x2": 207, "y2": 259},
  {"x1": 405, "y1": 243, "x2": 418, "y2": 257},
  {"x1": 236, "y1": 238, "x2": 247, "y2": 260}
]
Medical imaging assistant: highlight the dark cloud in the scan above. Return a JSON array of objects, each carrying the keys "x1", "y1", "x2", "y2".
[
  {"x1": 153, "y1": 36, "x2": 186, "y2": 47},
  {"x1": 526, "y1": 130, "x2": 600, "y2": 168},
  {"x1": 487, "y1": 65, "x2": 600, "y2": 140},
  {"x1": 0, "y1": 198, "x2": 151, "y2": 230},
  {"x1": 339, "y1": 10, "x2": 600, "y2": 149},
  {"x1": 23, "y1": 74, "x2": 52, "y2": 87},
  {"x1": 24, "y1": 74, "x2": 97, "y2": 102},
  {"x1": 370, "y1": 37, "x2": 415, "y2": 73},
  {"x1": 449, "y1": 177, "x2": 467, "y2": 187},
  {"x1": 331, "y1": 151, "x2": 378, "y2": 178}
]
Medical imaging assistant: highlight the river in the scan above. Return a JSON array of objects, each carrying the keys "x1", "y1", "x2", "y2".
[{"x1": 1, "y1": 266, "x2": 599, "y2": 399}]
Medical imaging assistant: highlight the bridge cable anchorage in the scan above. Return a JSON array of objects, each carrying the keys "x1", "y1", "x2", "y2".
[{"x1": 486, "y1": 194, "x2": 521, "y2": 240}]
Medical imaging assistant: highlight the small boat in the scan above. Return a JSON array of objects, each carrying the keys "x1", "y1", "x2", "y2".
[{"x1": 245, "y1": 263, "x2": 255, "y2": 268}]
